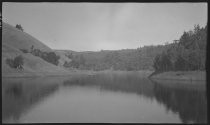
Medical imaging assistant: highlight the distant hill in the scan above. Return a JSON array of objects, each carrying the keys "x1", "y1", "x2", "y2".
[
  {"x1": 2, "y1": 22, "x2": 70, "y2": 77},
  {"x1": 56, "y1": 45, "x2": 166, "y2": 71},
  {"x1": 56, "y1": 24, "x2": 207, "y2": 72}
]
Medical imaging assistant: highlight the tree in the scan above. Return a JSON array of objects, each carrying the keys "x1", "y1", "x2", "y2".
[
  {"x1": 161, "y1": 52, "x2": 173, "y2": 71},
  {"x1": 179, "y1": 31, "x2": 190, "y2": 49},
  {"x1": 153, "y1": 52, "x2": 172, "y2": 72},
  {"x1": 153, "y1": 24, "x2": 207, "y2": 72},
  {"x1": 188, "y1": 51, "x2": 201, "y2": 70},
  {"x1": 69, "y1": 59, "x2": 79, "y2": 68},
  {"x1": 14, "y1": 55, "x2": 24, "y2": 69},
  {"x1": 30, "y1": 46, "x2": 60, "y2": 66},
  {"x1": 30, "y1": 45, "x2": 34, "y2": 52},
  {"x1": 153, "y1": 54, "x2": 162, "y2": 71},
  {"x1": 66, "y1": 53, "x2": 73, "y2": 59},
  {"x1": 43, "y1": 52, "x2": 60, "y2": 66},
  {"x1": 63, "y1": 61, "x2": 72, "y2": 68},
  {"x1": 194, "y1": 24, "x2": 201, "y2": 34},
  {"x1": 20, "y1": 49, "x2": 29, "y2": 53},
  {"x1": 174, "y1": 55, "x2": 187, "y2": 71},
  {"x1": 6, "y1": 55, "x2": 24, "y2": 69},
  {"x1": 79, "y1": 54, "x2": 86, "y2": 66},
  {"x1": 15, "y1": 24, "x2": 24, "y2": 31}
]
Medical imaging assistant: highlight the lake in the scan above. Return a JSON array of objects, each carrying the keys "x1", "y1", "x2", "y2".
[{"x1": 2, "y1": 72, "x2": 207, "y2": 123}]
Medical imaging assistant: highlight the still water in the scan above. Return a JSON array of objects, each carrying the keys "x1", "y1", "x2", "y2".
[{"x1": 2, "y1": 72, "x2": 207, "y2": 123}]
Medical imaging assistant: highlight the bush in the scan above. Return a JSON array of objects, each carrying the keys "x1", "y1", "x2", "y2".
[
  {"x1": 63, "y1": 61, "x2": 73, "y2": 67},
  {"x1": 69, "y1": 59, "x2": 79, "y2": 68},
  {"x1": 66, "y1": 53, "x2": 73, "y2": 59},
  {"x1": 42, "y1": 52, "x2": 60, "y2": 66},
  {"x1": 16, "y1": 24, "x2": 24, "y2": 31},
  {"x1": 20, "y1": 49, "x2": 29, "y2": 53},
  {"x1": 30, "y1": 47, "x2": 60, "y2": 66},
  {"x1": 6, "y1": 55, "x2": 24, "y2": 69},
  {"x1": 14, "y1": 55, "x2": 24, "y2": 68}
]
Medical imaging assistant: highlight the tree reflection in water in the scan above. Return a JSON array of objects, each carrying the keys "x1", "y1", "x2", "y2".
[
  {"x1": 2, "y1": 74, "x2": 207, "y2": 123},
  {"x1": 2, "y1": 78, "x2": 60, "y2": 122},
  {"x1": 63, "y1": 74, "x2": 207, "y2": 124},
  {"x1": 152, "y1": 80, "x2": 207, "y2": 123}
]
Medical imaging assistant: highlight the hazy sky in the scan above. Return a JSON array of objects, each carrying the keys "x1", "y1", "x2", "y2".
[{"x1": 3, "y1": 3, "x2": 207, "y2": 51}]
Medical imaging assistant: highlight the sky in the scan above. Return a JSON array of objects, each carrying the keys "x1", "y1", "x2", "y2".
[{"x1": 2, "y1": 2, "x2": 207, "y2": 51}]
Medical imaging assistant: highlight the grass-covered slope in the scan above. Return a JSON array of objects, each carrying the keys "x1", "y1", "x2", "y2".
[
  {"x1": 2, "y1": 22, "x2": 70, "y2": 77},
  {"x1": 2, "y1": 22, "x2": 52, "y2": 52}
]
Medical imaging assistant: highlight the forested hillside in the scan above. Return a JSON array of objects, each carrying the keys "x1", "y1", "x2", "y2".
[
  {"x1": 58, "y1": 24, "x2": 207, "y2": 72},
  {"x1": 58, "y1": 45, "x2": 166, "y2": 71},
  {"x1": 153, "y1": 24, "x2": 207, "y2": 72}
]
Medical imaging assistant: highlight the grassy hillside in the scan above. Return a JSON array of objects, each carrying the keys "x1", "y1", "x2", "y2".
[
  {"x1": 2, "y1": 22, "x2": 52, "y2": 52},
  {"x1": 2, "y1": 22, "x2": 70, "y2": 77}
]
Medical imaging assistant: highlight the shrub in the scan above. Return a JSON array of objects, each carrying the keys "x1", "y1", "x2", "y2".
[
  {"x1": 30, "y1": 47, "x2": 60, "y2": 66},
  {"x1": 42, "y1": 52, "x2": 60, "y2": 66},
  {"x1": 66, "y1": 53, "x2": 73, "y2": 59},
  {"x1": 6, "y1": 55, "x2": 24, "y2": 69},
  {"x1": 20, "y1": 49, "x2": 29, "y2": 53},
  {"x1": 15, "y1": 24, "x2": 24, "y2": 31},
  {"x1": 63, "y1": 61, "x2": 71, "y2": 67},
  {"x1": 13, "y1": 55, "x2": 24, "y2": 68},
  {"x1": 69, "y1": 59, "x2": 79, "y2": 68}
]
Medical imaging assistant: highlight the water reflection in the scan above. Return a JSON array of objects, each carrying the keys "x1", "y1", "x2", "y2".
[
  {"x1": 2, "y1": 73, "x2": 207, "y2": 123},
  {"x1": 63, "y1": 74, "x2": 155, "y2": 99},
  {"x1": 151, "y1": 79, "x2": 207, "y2": 123},
  {"x1": 63, "y1": 74, "x2": 207, "y2": 123},
  {"x1": 2, "y1": 77, "x2": 64, "y2": 122}
]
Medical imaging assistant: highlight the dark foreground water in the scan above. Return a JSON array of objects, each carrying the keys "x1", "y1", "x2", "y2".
[{"x1": 2, "y1": 72, "x2": 207, "y2": 123}]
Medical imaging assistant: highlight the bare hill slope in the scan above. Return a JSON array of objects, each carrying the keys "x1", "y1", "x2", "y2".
[{"x1": 2, "y1": 22, "x2": 52, "y2": 52}]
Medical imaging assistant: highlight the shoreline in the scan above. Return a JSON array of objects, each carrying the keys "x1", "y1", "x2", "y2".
[
  {"x1": 149, "y1": 71, "x2": 206, "y2": 81},
  {"x1": 2, "y1": 70, "x2": 206, "y2": 82},
  {"x1": 2, "y1": 71, "x2": 96, "y2": 78},
  {"x1": 2, "y1": 70, "x2": 153, "y2": 78}
]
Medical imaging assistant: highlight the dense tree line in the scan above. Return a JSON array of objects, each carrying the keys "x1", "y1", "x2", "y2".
[
  {"x1": 19, "y1": 45, "x2": 60, "y2": 66},
  {"x1": 63, "y1": 45, "x2": 165, "y2": 71},
  {"x1": 63, "y1": 24, "x2": 206, "y2": 71},
  {"x1": 153, "y1": 24, "x2": 207, "y2": 72},
  {"x1": 30, "y1": 46, "x2": 60, "y2": 66},
  {"x1": 63, "y1": 54, "x2": 86, "y2": 69}
]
